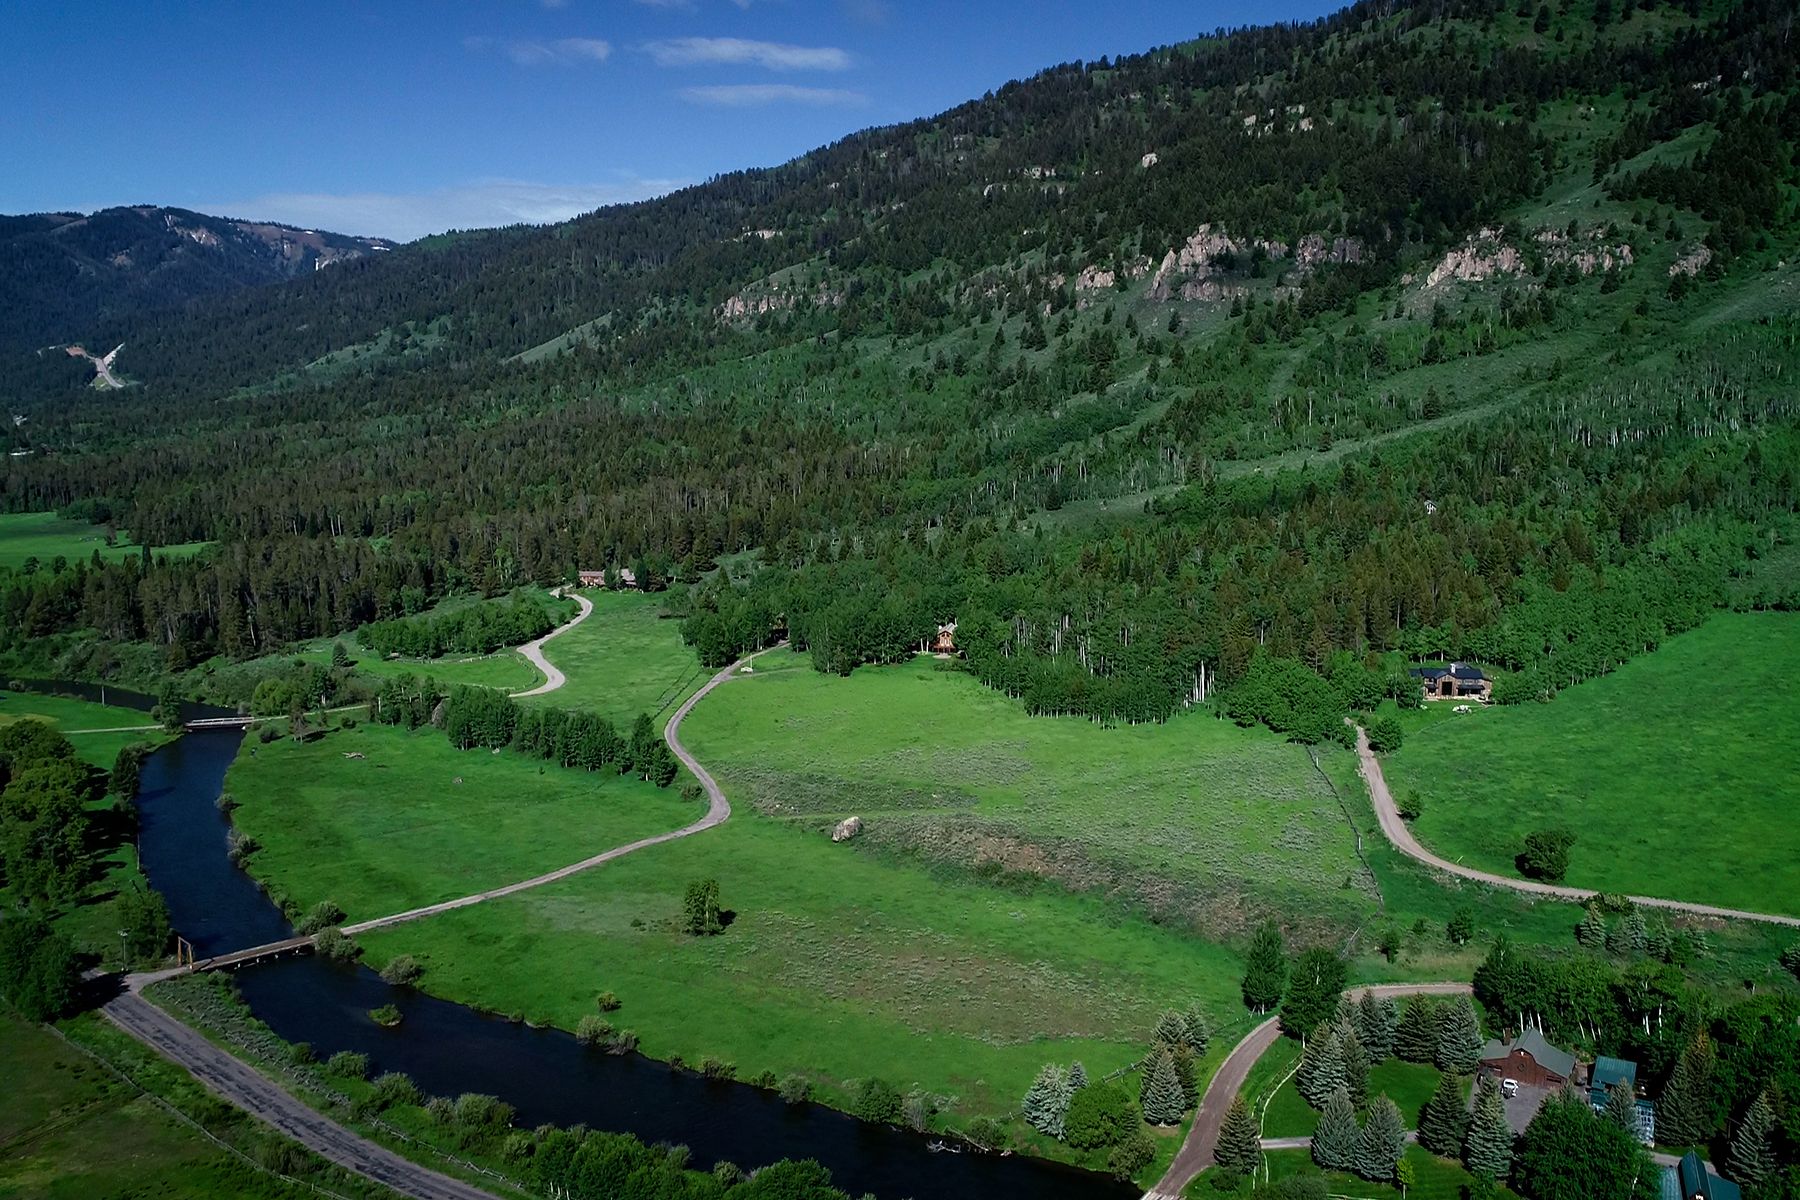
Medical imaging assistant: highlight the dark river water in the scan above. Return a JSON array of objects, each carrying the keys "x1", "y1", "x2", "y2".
[{"x1": 112, "y1": 703, "x2": 1132, "y2": 1200}]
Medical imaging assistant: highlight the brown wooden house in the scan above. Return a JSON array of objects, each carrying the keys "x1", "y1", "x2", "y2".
[{"x1": 1479, "y1": 1029, "x2": 1577, "y2": 1089}]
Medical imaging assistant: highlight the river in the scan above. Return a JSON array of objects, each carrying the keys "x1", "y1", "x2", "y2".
[{"x1": 100, "y1": 692, "x2": 1131, "y2": 1200}]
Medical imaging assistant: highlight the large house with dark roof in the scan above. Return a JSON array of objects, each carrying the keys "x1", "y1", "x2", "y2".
[
  {"x1": 1410, "y1": 661, "x2": 1493, "y2": 701},
  {"x1": 1479, "y1": 1028, "x2": 1576, "y2": 1089}
]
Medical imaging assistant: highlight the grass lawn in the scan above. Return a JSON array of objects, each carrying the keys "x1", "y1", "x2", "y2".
[
  {"x1": 0, "y1": 1013, "x2": 314, "y2": 1200},
  {"x1": 0, "y1": 510, "x2": 209, "y2": 572},
  {"x1": 523, "y1": 591, "x2": 707, "y2": 727},
  {"x1": 1384, "y1": 612, "x2": 1800, "y2": 917},
  {"x1": 1262, "y1": 1058, "x2": 1447, "y2": 1138},
  {"x1": 225, "y1": 722, "x2": 702, "y2": 921},
  {"x1": 1232, "y1": 1146, "x2": 1519, "y2": 1200},
  {"x1": 298, "y1": 640, "x2": 544, "y2": 693},
  {"x1": 678, "y1": 651, "x2": 1374, "y2": 940},
  {"x1": 354, "y1": 808, "x2": 1255, "y2": 1144},
  {"x1": 0, "y1": 691, "x2": 166, "y2": 767}
]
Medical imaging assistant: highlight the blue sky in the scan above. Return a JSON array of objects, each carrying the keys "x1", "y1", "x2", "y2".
[{"x1": 3, "y1": 1, "x2": 1336, "y2": 241}]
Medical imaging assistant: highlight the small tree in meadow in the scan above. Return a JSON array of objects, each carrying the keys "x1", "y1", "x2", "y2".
[{"x1": 682, "y1": 879, "x2": 723, "y2": 936}]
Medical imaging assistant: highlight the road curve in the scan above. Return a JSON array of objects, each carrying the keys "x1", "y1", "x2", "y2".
[
  {"x1": 511, "y1": 591, "x2": 594, "y2": 698},
  {"x1": 1353, "y1": 725, "x2": 1800, "y2": 929},
  {"x1": 340, "y1": 643, "x2": 779, "y2": 938},
  {"x1": 101, "y1": 990, "x2": 500, "y2": 1200},
  {"x1": 1149, "y1": 983, "x2": 1472, "y2": 1199}
]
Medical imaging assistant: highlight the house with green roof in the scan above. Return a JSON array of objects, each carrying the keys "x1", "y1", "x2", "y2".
[
  {"x1": 1660, "y1": 1151, "x2": 1742, "y2": 1200},
  {"x1": 1588, "y1": 1055, "x2": 1656, "y2": 1144}
]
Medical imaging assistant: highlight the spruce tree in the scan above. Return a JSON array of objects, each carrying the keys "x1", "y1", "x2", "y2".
[
  {"x1": 1436, "y1": 995, "x2": 1484, "y2": 1074},
  {"x1": 1022, "y1": 1064, "x2": 1072, "y2": 1139},
  {"x1": 1395, "y1": 997, "x2": 1439, "y2": 1062},
  {"x1": 1463, "y1": 1079, "x2": 1514, "y2": 1180},
  {"x1": 1577, "y1": 907, "x2": 1608, "y2": 948},
  {"x1": 1341, "y1": 1024, "x2": 1371, "y2": 1107},
  {"x1": 1153, "y1": 1009, "x2": 1189, "y2": 1049},
  {"x1": 1418, "y1": 1075, "x2": 1470, "y2": 1156},
  {"x1": 1172, "y1": 1041, "x2": 1200, "y2": 1109},
  {"x1": 1356, "y1": 991, "x2": 1397, "y2": 1061},
  {"x1": 1356, "y1": 1095, "x2": 1408, "y2": 1183},
  {"x1": 1727, "y1": 1089, "x2": 1776, "y2": 1189},
  {"x1": 1300, "y1": 1025, "x2": 1348, "y2": 1109},
  {"x1": 1215, "y1": 1096, "x2": 1263, "y2": 1178},
  {"x1": 1602, "y1": 1079, "x2": 1641, "y2": 1141},
  {"x1": 1067, "y1": 1060, "x2": 1089, "y2": 1091},
  {"x1": 1142, "y1": 1047, "x2": 1186, "y2": 1126},
  {"x1": 1313, "y1": 1088, "x2": 1360, "y2": 1172},
  {"x1": 1658, "y1": 1031, "x2": 1719, "y2": 1147},
  {"x1": 1183, "y1": 1004, "x2": 1211, "y2": 1056},
  {"x1": 1242, "y1": 922, "x2": 1288, "y2": 1012}
]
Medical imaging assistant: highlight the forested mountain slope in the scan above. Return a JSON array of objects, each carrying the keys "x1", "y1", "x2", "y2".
[
  {"x1": 0, "y1": 205, "x2": 393, "y2": 361},
  {"x1": 2, "y1": 0, "x2": 1797, "y2": 727}
]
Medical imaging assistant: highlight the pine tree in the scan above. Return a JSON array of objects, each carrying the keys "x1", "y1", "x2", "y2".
[
  {"x1": 1395, "y1": 997, "x2": 1439, "y2": 1063},
  {"x1": 1658, "y1": 1031, "x2": 1719, "y2": 1148},
  {"x1": 1153, "y1": 1009, "x2": 1189, "y2": 1049},
  {"x1": 1464, "y1": 1079, "x2": 1514, "y2": 1180},
  {"x1": 1602, "y1": 1079, "x2": 1641, "y2": 1141},
  {"x1": 1242, "y1": 922, "x2": 1288, "y2": 1012},
  {"x1": 1341, "y1": 1024, "x2": 1371, "y2": 1107},
  {"x1": 1726, "y1": 1089, "x2": 1776, "y2": 1189},
  {"x1": 1313, "y1": 1088, "x2": 1360, "y2": 1172},
  {"x1": 1357, "y1": 991, "x2": 1397, "y2": 1061},
  {"x1": 1067, "y1": 1060, "x2": 1089, "y2": 1091},
  {"x1": 1215, "y1": 1097, "x2": 1263, "y2": 1177},
  {"x1": 1577, "y1": 907, "x2": 1609, "y2": 948},
  {"x1": 1142, "y1": 1047, "x2": 1186, "y2": 1126},
  {"x1": 1435, "y1": 996, "x2": 1484, "y2": 1075},
  {"x1": 1300, "y1": 1025, "x2": 1347, "y2": 1109},
  {"x1": 1183, "y1": 1004, "x2": 1211, "y2": 1056},
  {"x1": 1356, "y1": 1095, "x2": 1408, "y2": 1183},
  {"x1": 1171, "y1": 1041, "x2": 1199, "y2": 1109},
  {"x1": 1418, "y1": 1075, "x2": 1470, "y2": 1156},
  {"x1": 1023, "y1": 1064, "x2": 1072, "y2": 1139}
]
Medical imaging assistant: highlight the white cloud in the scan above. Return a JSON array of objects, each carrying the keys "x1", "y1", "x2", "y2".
[
  {"x1": 203, "y1": 177, "x2": 686, "y2": 242},
  {"x1": 464, "y1": 36, "x2": 613, "y2": 66},
  {"x1": 679, "y1": 84, "x2": 867, "y2": 107},
  {"x1": 645, "y1": 37, "x2": 850, "y2": 71}
]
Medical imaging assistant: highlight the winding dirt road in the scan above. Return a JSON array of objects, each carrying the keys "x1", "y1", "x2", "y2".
[
  {"x1": 101, "y1": 990, "x2": 499, "y2": 1200},
  {"x1": 1353, "y1": 725, "x2": 1800, "y2": 929},
  {"x1": 1148, "y1": 983, "x2": 1472, "y2": 1200},
  {"x1": 108, "y1": 637, "x2": 782, "y2": 1200},
  {"x1": 511, "y1": 591, "x2": 594, "y2": 697}
]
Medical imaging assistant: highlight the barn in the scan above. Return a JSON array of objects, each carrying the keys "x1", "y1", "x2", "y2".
[{"x1": 1478, "y1": 1028, "x2": 1576, "y2": 1089}]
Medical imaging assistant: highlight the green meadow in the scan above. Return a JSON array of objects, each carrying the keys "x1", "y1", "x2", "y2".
[
  {"x1": 1383, "y1": 612, "x2": 1800, "y2": 917},
  {"x1": 1261, "y1": 1058, "x2": 1449, "y2": 1139},
  {"x1": 0, "y1": 690, "x2": 164, "y2": 767},
  {"x1": 225, "y1": 722, "x2": 702, "y2": 921},
  {"x1": 523, "y1": 590, "x2": 706, "y2": 726},
  {"x1": 1237, "y1": 1147, "x2": 1520, "y2": 1200},
  {"x1": 678, "y1": 650, "x2": 1374, "y2": 940},
  {"x1": 355, "y1": 809, "x2": 1251, "y2": 1143},
  {"x1": 0, "y1": 510, "x2": 209, "y2": 572}
]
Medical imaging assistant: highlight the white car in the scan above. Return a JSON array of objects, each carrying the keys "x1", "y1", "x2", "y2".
[{"x1": 1501, "y1": 1078, "x2": 1520, "y2": 1098}]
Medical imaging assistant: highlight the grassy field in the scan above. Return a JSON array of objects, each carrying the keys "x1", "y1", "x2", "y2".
[
  {"x1": 0, "y1": 511, "x2": 209, "y2": 572},
  {"x1": 0, "y1": 1014, "x2": 324, "y2": 1200},
  {"x1": 524, "y1": 591, "x2": 706, "y2": 726},
  {"x1": 1262, "y1": 1058, "x2": 1447, "y2": 1138},
  {"x1": 297, "y1": 640, "x2": 544, "y2": 692},
  {"x1": 354, "y1": 809, "x2": 1253, "y2": 1149},
  {"x1": 1384, "y1": 612, "x2": 1800, "y2": 917},
  {"x1": 678, "y1": 650, "x2": 1374, "y2": 940},
  {"x1": 0, "y1": 691, "x2": 165, "y2": 768},
  {"x1": 225, "y1": 722, "x2": 702, "y2": 921},
  {"x1": 1235, "y1": 1147, "x2": 1520, "y2": 1200}
]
